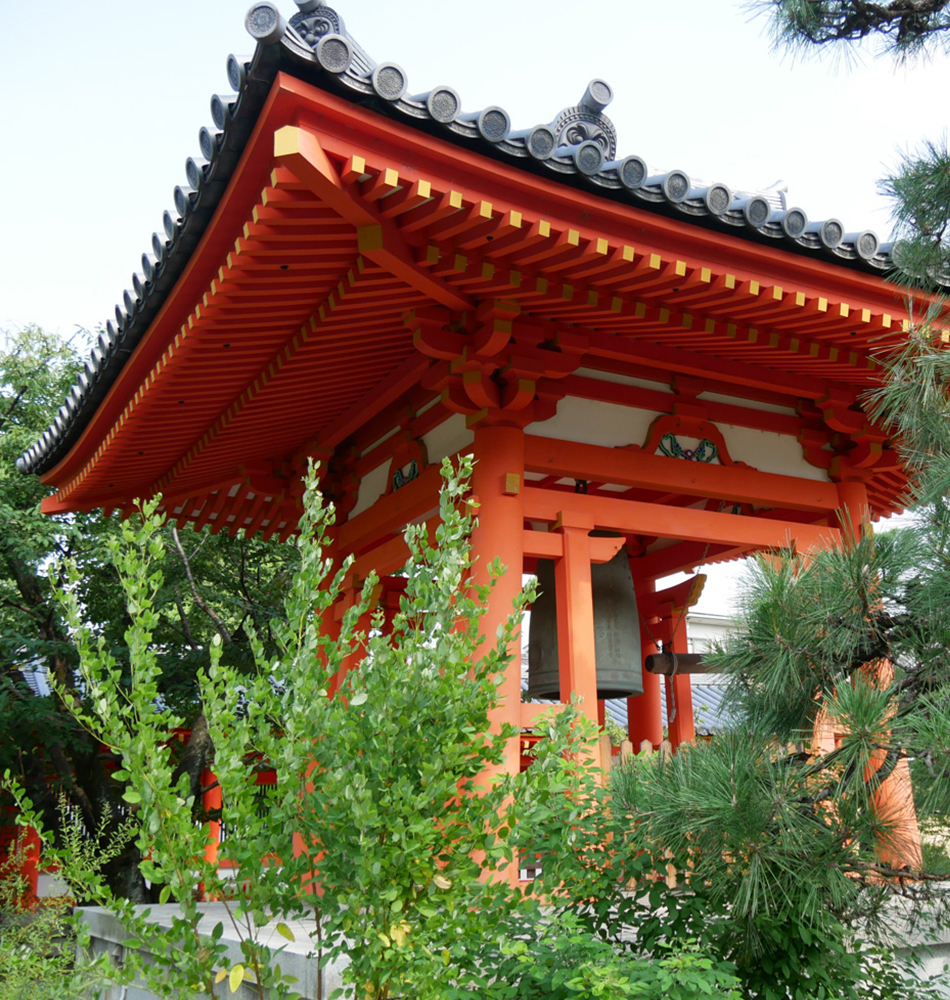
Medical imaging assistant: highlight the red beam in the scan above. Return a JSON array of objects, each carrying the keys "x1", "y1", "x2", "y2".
[
  {"x1": 523, "y1": 486, "x2": 841, "y2": 552},
  {"x1": 524, "y1": 435, "x2": 840, "y2": 513},
  {"x1": 273, "y1": 126, "x2": 472, "y2": 312}
]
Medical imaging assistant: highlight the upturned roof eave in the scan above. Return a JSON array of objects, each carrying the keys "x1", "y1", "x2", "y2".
[{"x1": 20, "y1": 1, "x2": 911, "y2": 482}]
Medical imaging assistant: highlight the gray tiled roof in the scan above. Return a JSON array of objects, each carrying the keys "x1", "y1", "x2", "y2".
[
  {"x1": 604, "y1": 681, "x2": 737, "y2": 737},
  {"x1": 18, "y1": 0, "x2": 893, "y2": 481}
]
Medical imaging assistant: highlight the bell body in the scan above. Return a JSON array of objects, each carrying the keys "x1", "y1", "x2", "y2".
[{"x1": 527, "y1": 549, "x2": 644, "y2": 701}]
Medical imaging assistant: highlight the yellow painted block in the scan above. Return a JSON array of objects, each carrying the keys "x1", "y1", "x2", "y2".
[{"x1": 357, "y1": 224, "x2": 384, "y2": 252}]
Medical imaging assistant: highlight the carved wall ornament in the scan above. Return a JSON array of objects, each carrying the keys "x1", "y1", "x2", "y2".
[
  {"x1": 639, "y1": 413, "x2": 746, "y2": 469},
  {"x1": 392, "y1": 458, "x2": 420, "y2": 492},
  {"x1": 386, "y1": 436, "x2": 428, "y2": 495},
  {"x1": 657, "y1": 434, "x2": 718, "y2": 464}
]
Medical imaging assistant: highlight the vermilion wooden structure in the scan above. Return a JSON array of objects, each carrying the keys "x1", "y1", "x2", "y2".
[{"x1": 27, "y1": 13, "x2": 923, "y2": 849}]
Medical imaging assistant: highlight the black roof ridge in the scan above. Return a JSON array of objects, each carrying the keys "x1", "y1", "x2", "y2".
[{"x1": 18, "y1": 0, "x2": 894, "y2": 479}]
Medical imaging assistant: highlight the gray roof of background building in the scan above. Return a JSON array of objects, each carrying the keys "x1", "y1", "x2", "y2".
[
  {"x1": 604, "y1": 681, "x2": 738, "y2": 738},
  {"x1": 18, "y1": 0, "x2": 895, "y2": 482}
]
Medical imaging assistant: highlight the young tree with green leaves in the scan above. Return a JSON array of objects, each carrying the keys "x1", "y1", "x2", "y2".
[
  {"x1": 7, "y1": 457, "x2": 747, "y2": 1000},
  {"x1": 0, "y1": 327, "x2": 300, "y2": 901}
]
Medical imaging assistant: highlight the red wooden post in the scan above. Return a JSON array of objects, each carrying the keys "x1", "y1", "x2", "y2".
[
  {"x1": 470, "y1": 422, "x2": 526, "y2": 774},
  {"x1": 202, "y1": 767, "x2": 222, "y2": 869},
  {"x1": 837, "y1": 478, "x2": 923, "y2": 869},
  {"x1": 630, "y1": 580, "x2": 663, "y2": 749},
  {"x1": 553, "y1": 511, "x2": 601, "y2": 736},
  {"x1": 664, "y1": 619, "x2": 695, "y2": 749}
]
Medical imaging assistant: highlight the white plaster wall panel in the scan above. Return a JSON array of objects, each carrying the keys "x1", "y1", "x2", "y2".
[
  {"x1": 348, "y1": 461, "x2": 390, "y2": 519},
  {"x1": 527, "y1": 397, "x2": 663, "y2": 449},
  {"x1": 526, "y1": 397, "x2": 827, "y2": 481},
  {"x1": 719, "y1": 423, "x2": 829, "y2": 482},
  {"x1": 422, "y1": 412, "x2": 474, "y2": 465}
]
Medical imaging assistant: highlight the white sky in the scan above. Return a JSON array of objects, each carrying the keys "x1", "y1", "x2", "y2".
[{"x1": 0, "y1": 0, "x2": 940, "y2": 612}]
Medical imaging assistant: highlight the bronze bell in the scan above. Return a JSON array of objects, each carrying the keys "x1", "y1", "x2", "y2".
[{"x1": 527, "y1": 547, "x2": 644, "y2": 701}]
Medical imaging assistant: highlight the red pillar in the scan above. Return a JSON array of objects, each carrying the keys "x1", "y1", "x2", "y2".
[
  {"x1": 469, "y1": 423, "x2": 526, "y2": 777},
  {"x1": 629, "y1": 580, "x2": 663, "y2": 749},
  {"x1": 202, "y1": 768, "x2": 222, "y2": 869},
  {"x1": 14, "y1": 826, "x2": 41, "y2": 905},
  {"x1": 553, "y1": 512, "x2": 601, "y2": 732},
  {"x1": 836, "y1": 477, "x2": 922, "y2": 869},
  {"x1": 664, "y1": 619, "x2": 695, "y2": 749}
]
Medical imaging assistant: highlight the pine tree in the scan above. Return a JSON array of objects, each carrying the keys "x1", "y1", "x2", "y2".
[
  {"x1": 752, "y1": 1, "x2": 950, "y2": 60},
  {"x1": 752, "y1": 2, "x2": 950, "y2": 292},
  {"x1": 604, "y1": 16, "x2": 950, "y2": 990}
]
